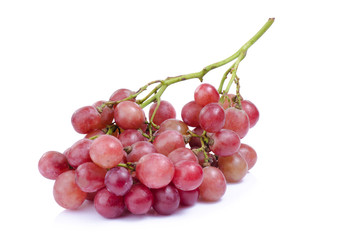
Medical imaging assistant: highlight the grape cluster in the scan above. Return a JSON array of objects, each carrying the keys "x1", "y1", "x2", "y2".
[{"x1": 38, "y1": 82, "x2": 259, "y2": 218}]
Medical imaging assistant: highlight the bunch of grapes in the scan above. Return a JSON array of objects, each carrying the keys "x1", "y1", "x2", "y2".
[
  {"x1": 38, "y1": 83, "x2": 259, "y2": 218},
  {"x1": 37, "y1": 18, "x2": 274, "y2": 218}
]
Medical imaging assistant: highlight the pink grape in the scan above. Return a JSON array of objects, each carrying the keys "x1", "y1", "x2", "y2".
[
  {"x1": 53, "y1": 170, "x2": 87, "y2": 210},
  {"x1": 178, "y1": 188, "x2": 199, "y2": 206},
  {"x1": 109, "y1": 88, "x2": 136, "y2": 103},
  {"x1": 104, "y1": 167, "x2": 133, "y2": 196},
  {"x1": 153, "y1": 130, "x2": 185, "y2": 156},
  {"x1": 149, "y1": 100, "x2": 176, "y2": 126},
  {"x1": 93, "y1": 100, "x2": 114, "y2": 128},
  {"x1": 152, "y1": 184, "x2": 180, "y2": 215},
  {"x1": 209, "y1": 129, "x2": 240, "y2": 157},
  {"x1": 241, "y1": 100, "x2": 259, "y2": 128},
  {"x1": 172, "y1": 160, "x2": 203, "y2": 191},
  {"x1": 89, "y1": 135, "x2": 125, "y2": 169},
  {"x1": 238, "y1": 143, "x2": 257, "y2": 170},
  {"x1": 118, "y1": 129, "x2": 146, "y2": 147},
  {"x1": 71, "y1": 106, "x2": 102, "y2": 134},
  {"x1": 38, "y1": 151, "x2": 69, "y2": 180},
  {"x1": 94, "y1": 188, "x2": 125, "y2": 218},
  {"x1": 181, "y1": 101, "x2": 203, "y2": 127},
  {"x1": 199, "y1": 166, "x2": 226, "y2": 202},
  {"x1": 66, "y1": 139, "x2": 92, "y2": 168},
  {"x1": 86, "y1": 192, "x2": 97, "y2": 201},
  {"x1": 75, "y1": 162, "x2": 107, "y2": 192},
  {"x1": 223, "y1": 107, "x2": 250, "y2": 139},
  {"x1": 199, "y1": 103, "x2": 225, "y2": 133},
  {"x1": 124, "y1": 183, "x2": 153, "y2": 215},
  {"x1": 114, "y1": 101, "x2": 145, "y2": 129},
  {"x1": 127, "y1": 141, "x2": 157, "y2": 163},
  {"x1": 136, "y1": 153, "x2": 175, "y2": 189},
  {"x1": 218, "y1": 153, "x2": 248, "y2": 182},
  {"x1": 194, "y1": 83, "x2": 220, "y2": 106},
  {"x1": 158, "y1": 119, "x2": 189, "y2": 135},
  {"x1": 167, "y1": 147, "x2": 198, "y2": 164}
]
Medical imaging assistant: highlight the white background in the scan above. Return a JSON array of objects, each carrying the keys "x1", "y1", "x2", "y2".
[{"x1": 1, "y1": 0, "x2": 361, "y2": 239}]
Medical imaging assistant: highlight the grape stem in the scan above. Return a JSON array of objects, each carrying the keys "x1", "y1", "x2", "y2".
[
  {"x1": 99, "y1": 18, "x2": 274, "y2": 113},
  {"x1": 137, "y1": 18, "x2": 274, "y2": 108}
]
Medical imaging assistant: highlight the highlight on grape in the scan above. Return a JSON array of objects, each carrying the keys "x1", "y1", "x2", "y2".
[{"x1": 38, "y1": 18, "x2": 274, "y2": 218}]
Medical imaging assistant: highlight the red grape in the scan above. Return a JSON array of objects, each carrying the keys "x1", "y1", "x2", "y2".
[
  {"x1": 167, "y1": 147, "x2": 198, "y2": 164},
  {"x1": 149, "y1": 100, "x2": 176, "y2": 126},
  {"x1": 178, "y1": 188, "x2": 199, "y2": 206},
  {"x1": 172, "y1": 160, "x2": 203, "y2": 191},
  {"x1": 118, "y1": 129, "x2": 146, "y2": 147},
  {"x1": 158, "y1": 119, "x2": 189, "y2": 135},
  {"x1": 93, "y1": 100, "x2": 114, "y2": 128},
  {"x1": 109, "y1": 88, "x2": 136, "y2": 103},
  {"x1": 53, "y1": 170, "x2": 87, "y2": 210},
  {"x1": 104, "y1": 167, "x2": 133, "y2": 196},
  {"x1": 194, "y1": 83, "x2": 220, "y2": 106},
  {"x1": 152, "y1": 184, "x2": 180, "y2": 215},
  {"x1": 223, "y1": 107, "x2": 250, "y2": 139},
  {"x1": 66, "y1": 139, "x2": 93, "y2": 168},
  {"x1": 124, "y1": 183, "x2": 153, "y2": 215},
  {"x1": 199, "y1": 103, "x2": 225, "y2": 133},
  {"x1": 136, "y1": 153, "x2": 175, "y2": 189},
  {"x1": 38, "y1": 151, "x2": 69, "y2": 180},
  {"x1": 218, "y1": 153, "x2": 248, "y2": 182},
  {"x1": 181, "y1": 101, "x2": 203, "y2": 127},
  {"x1": 238, "y1": 143, "x2": 257, "y2": 170},
  {"x1": 127, "y1": 141, "x2": 157, "y2": 163},
  {"x1": 209, "y1": 129, "x2": 240, "y2": 157},
  {"x1": 89, "y1": 135, "x2": 125, "y2": 169},
  {"x1": 114, "y1": 101, "x2": 145, "y2": 130},
  {"x1": 153, "y1": 130, "x2": 185, "y2": 156},
  {"x1": 199, "y1": 167, "x2": 226, "y2": 201},
  {"x1": 241, "y1": 100, "x2": 259, "y2": 128},
  {"x1": 94, "y1": 188, "x2": 125, "y2": 218},
  {"x1": 71, "y1": 106, "x2": 102, "y2": 134},
  {"x1": 75, "y1": 162, "x2": 107, "y2": 192}
]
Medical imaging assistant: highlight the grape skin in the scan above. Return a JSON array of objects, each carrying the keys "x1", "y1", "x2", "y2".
[
  {"x1": 71, "y1": 106, "x2": 102, "y2": 134},
  {"x1": 124, "y1": 183, "x2": 153, "y2": 215},
  {"x1": 149, "y1": 100, "x2": 176, "y2": 126},
  {"x1": 241, "y1": 100, "x2": 259, "y2": 128},
  {"x1": 172, "y1": 160, "x2": 203, "y2": 191},
  {"x1": 38, "y1": 151, "x2": 69, "y2": 180},
  {"x1": 104, "y1": 167, "x2": 133, "y2": 196},
  {"x1": 199, "y1": 167, "x2": 226, "y2": 202},
  {"x1": 66, "y1": 139, "x2": 93, "y2": 168},
  {"x1": 218, "y1": 153, "x2": 248, "y2": 183},
  {"x1": 194, "y1": 83, "x2": 220, "y2": 107},
  {"x1": 152, "y1": 184, "x2": 180, "y2": 215},
  {"x1": 209, "y1": 129, "x2": 240, "y2": 157},
  {"x1": 136, "y1": 153, "x2": 175, "y2": 189},
  {"x1": 114, "y1": 101, "x2": 145, "y2": 130},
  {"x1": 199, "y1": 103, "x2": 225, "y2": 133},
  {"x1": 153, "y1": 130, "x2": 185, "y2": 156},
  {"x1": 238, "y1": 143, "x2": 258, "y2": 170},
  {"x1": 53, "y1": 170, "x2": 87, "y2": 210},
  {"x1": 127, "y1": 141, "x2": 157, "y2": 163},
  {"x1": 75, "y1": 162, "x2": 107, "y2": 192},
  {"x1": 89, "y1": 135, "x2": 125, "y2": 169},
  {"x1": 94, "y1": 188, "x2": 125, "y2": 219}
]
